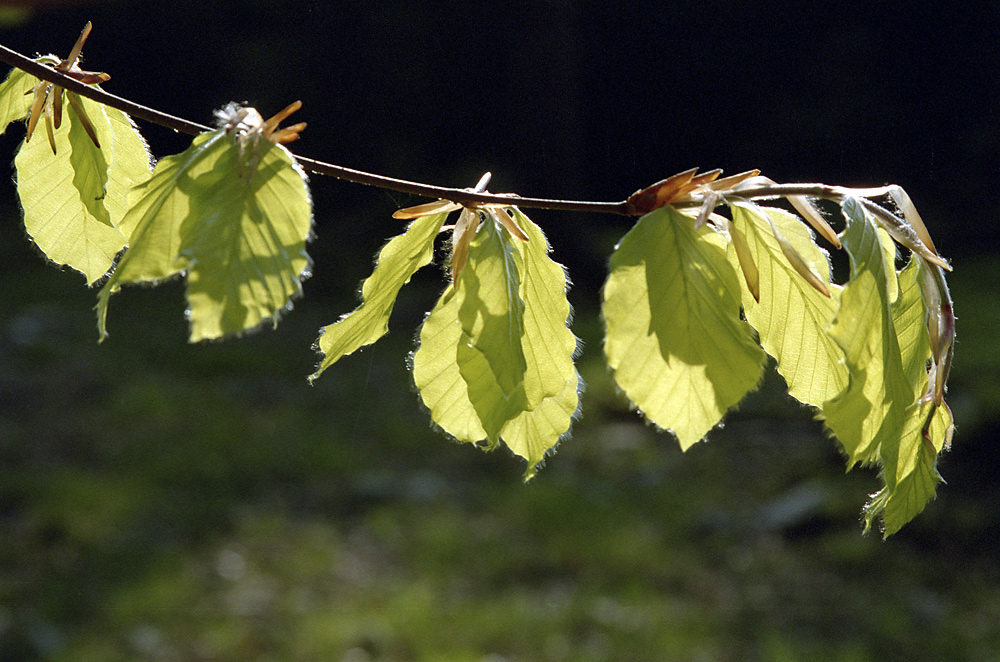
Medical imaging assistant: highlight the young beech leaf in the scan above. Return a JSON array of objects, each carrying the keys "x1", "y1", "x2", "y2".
[
  {"x1": 412, "y1": 209, "x2": 578, "y2": 479},
  {"x1": 864, "y1": 396, "x2": 952, "y2": 537},
  {"x1": 97, "y1": 128, "x2": 312, "y2": 342},
  {"x1": 13, "y1": 88, "x2": 152, "y2": 284},
  {"x1": 310, "y1": 211, "x2": 447, "y2": 381},
  {"x1": 822, "y1": 198, "x2": 916, "y2": 468},
  {"x1": 603, "y1": 205, "x2": 766, "y2": 449},
  {"x1": 0, "y1": 67, "x2": 37, "y2": 133},
  {"x1": 499, "y1": 209, "x2": 579, "y2": 477},
  {"x1": 728, "y1": 203, "x2": 847, "y2": 407},
  {"x1": 455, "y1": 213, "x2": 530, "y2": 440},
  {"x1": 856, "y1": 256, "x2": 952, "y2": 536}
]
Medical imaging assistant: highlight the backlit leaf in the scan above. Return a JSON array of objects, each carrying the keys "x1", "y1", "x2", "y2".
[
  {"x1": 97, "y1": 128, "x2": 312, "y2": 342},
  {"x1": 0, "y1": 66, "x2": 37, "y2": 132},
  {"x1": 603, "y1": 205, "x2": 766, "y2": 448},
  {"x1": 412, "y1": 209, "x2": 578, "y2": 477},
  {"x1": 821, "y1": 198, "x2": 916, "y2": 468},
  {"x1": 861, "y1": 257, "x2": 952, "y2": 536},
  {"x1": 412, "y1": 279, "x2": 489, "y2": 444},
  {"x1": 14, "y1": 89, "x2": 152, "y2": 283},
  {"x1": 864, "y1": 398, "x2": 952, "y2": 537},
  {"x1": 498, "y1": 209, "x2": 580, "y2": 479},
  {"x1": 728, "y1": 203, "x2": 847, "y2": 407},
  {"x1": 455, "y1": 214, "x2": 529, "y2": 440},
  {"x1": 310, "y1": 212, "x2": 447, "y2": 381}
]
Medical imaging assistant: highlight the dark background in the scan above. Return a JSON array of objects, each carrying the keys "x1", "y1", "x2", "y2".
[
  {"x1": 4, "y1": 1, "x2": 997, "y2": 278},
  {"x1": 1, "y1": 1, "x2": 999, "y2": 660}
]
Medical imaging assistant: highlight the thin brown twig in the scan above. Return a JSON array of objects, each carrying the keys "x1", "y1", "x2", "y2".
[
  {"x1": 0, "y1": 41, "x2": 947, "y2": 233},
  {"x1": 0, "y1": 42, "x2": 629, "y2": 215}
]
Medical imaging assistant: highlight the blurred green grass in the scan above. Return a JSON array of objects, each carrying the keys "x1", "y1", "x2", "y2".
[{"x1": 2, "y1": 203, "x2": 999, "y2": 662}]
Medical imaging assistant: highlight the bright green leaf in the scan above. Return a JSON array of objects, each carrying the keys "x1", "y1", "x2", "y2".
[
  {"x1": 102, "y1": 105, "x2": 155, "y2": 238},
  {"x1": 97, "y1": 128, "x2": 312, "y2": 342},
  {"x1": 860, "y1": 257, "x2": 951, "y2": 536},
  {"x1": 729, "y1": 203, "x2": 848, "y2": 407},
  {"x1": 455, "y1": 215, "x2": 530, "y2": 440},
  {"x1": 0, "y1": 65, "x2": 37, "y2": 133},
  {"x1": 412, "y1": 281, "x2": 489, "y2": 444},
  {"x1": 822, "y1": 197, "x2": 915, "y2": 467},
  {"x1": 603, "y1": 205, "x2": 766, "y2": 449},
  {"x1": 310, "y1": 212, "x2": 447, "y2": 381},
  {"x1": 864, "y1": 398, "x2": 951, "y2": 537},
  {"x1": 412, "y1": 209, "x2": 578, "y2": 477},
  {"x1": 497, "y1": 209, "x2": 580, "y2": 478},
  {"x1": 14, "y1": 90, "x2": 152, "y2": 284}
]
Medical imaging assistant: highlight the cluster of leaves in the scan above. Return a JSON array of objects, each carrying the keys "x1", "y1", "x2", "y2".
[{"x1": 0, "y1": 28, "x2": 955, "y2": 535}]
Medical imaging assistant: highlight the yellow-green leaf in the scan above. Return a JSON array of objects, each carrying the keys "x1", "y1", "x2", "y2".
[
  {"x1": 729, "y1": 203, "x2": 847, "y2": 407},
  {"x1": 97, "y1": 128, "x2": 312, "y2": 342},
  {"x1": 412, "y1": 282, "x2": 489, "y2": 443},
  {"x1": 822, "y1": 198, "x2": 915, "y2": 468},
  {"x1": 603, "y1": 205, "x2": 766, "y2": 449},
  {"x1": 0, "y1": 66, "x2": 36, "y2": 133},
  {"x1": 310, "y1": 212, "x2": 446, "y2": 381},
  {"x1": 864, "y1": 399, "x2": 952, "y2": 537},
  {"x1": 14, "y1": 90, "x2": 152, "y2": 284},
  {"x1": 501, "y1": 209, "x2": 579, "y2": 479},
  {"x1": 455, "y1": 215, "x2": 530, "y2": 439},
  {"x1": 859, "y1": 257, "x2": 952, "y2": 536},
  {"x1": 412, "y1": 209, "x2": 578, "y2": 477}
]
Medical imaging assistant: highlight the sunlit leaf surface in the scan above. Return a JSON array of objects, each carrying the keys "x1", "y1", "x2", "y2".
[
  {"x1": 603, "y1": 206, "x2": 766, "y2": 448},
  {"x1": 97, "y1": 129, "x2": 312, "y2": 341},
  {"x1": 860, "y1": 257, "x2": 951, "y2": 536},
  {"x1": 819, "y1": 198, "x2": 952, "y2": 534},
  {"x1": 10, "y1": 82, "x2": 151, "y2": 283},
  {"x1": 0, "y1": 66, "x2": 36, "y2": 132},
  {"x1": 413, "y1": 210, "x2": 578, "y2": 477},
  {"x1": 496, "y1": 209, "x2": 579, "y2": 479},
  {"x1": 310, "y1": 212, "x2": 447, "y2": 380},
  {"x1": 729, "y1": 203, "x2": 847, "y2": 407},
  {"x1": 865, "y1": 396, "x2": 951, "y2": 537},
  {"x1": 822, "y1": 198, "x2": 915, "y2": 466}
]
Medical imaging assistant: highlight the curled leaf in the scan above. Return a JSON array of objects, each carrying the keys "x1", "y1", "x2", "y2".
[
  {"x1": 916, "y1": 256, "x2": 955, "y2": 404},
  {"x1": 863, "y1": 200, "x2": 950, "y2": 271}
]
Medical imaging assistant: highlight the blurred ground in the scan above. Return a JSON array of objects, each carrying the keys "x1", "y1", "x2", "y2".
[{"x1": 1, "y1": 2, "x2": 999, "y2": 661}]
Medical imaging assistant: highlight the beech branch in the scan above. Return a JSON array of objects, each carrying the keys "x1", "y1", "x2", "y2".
[
  {"x1": 0, "y1": 43, "x2": 628, "y2": 215},
  {"x1": 0, "y1": 40, "x2": 946, "y2": 237}
]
